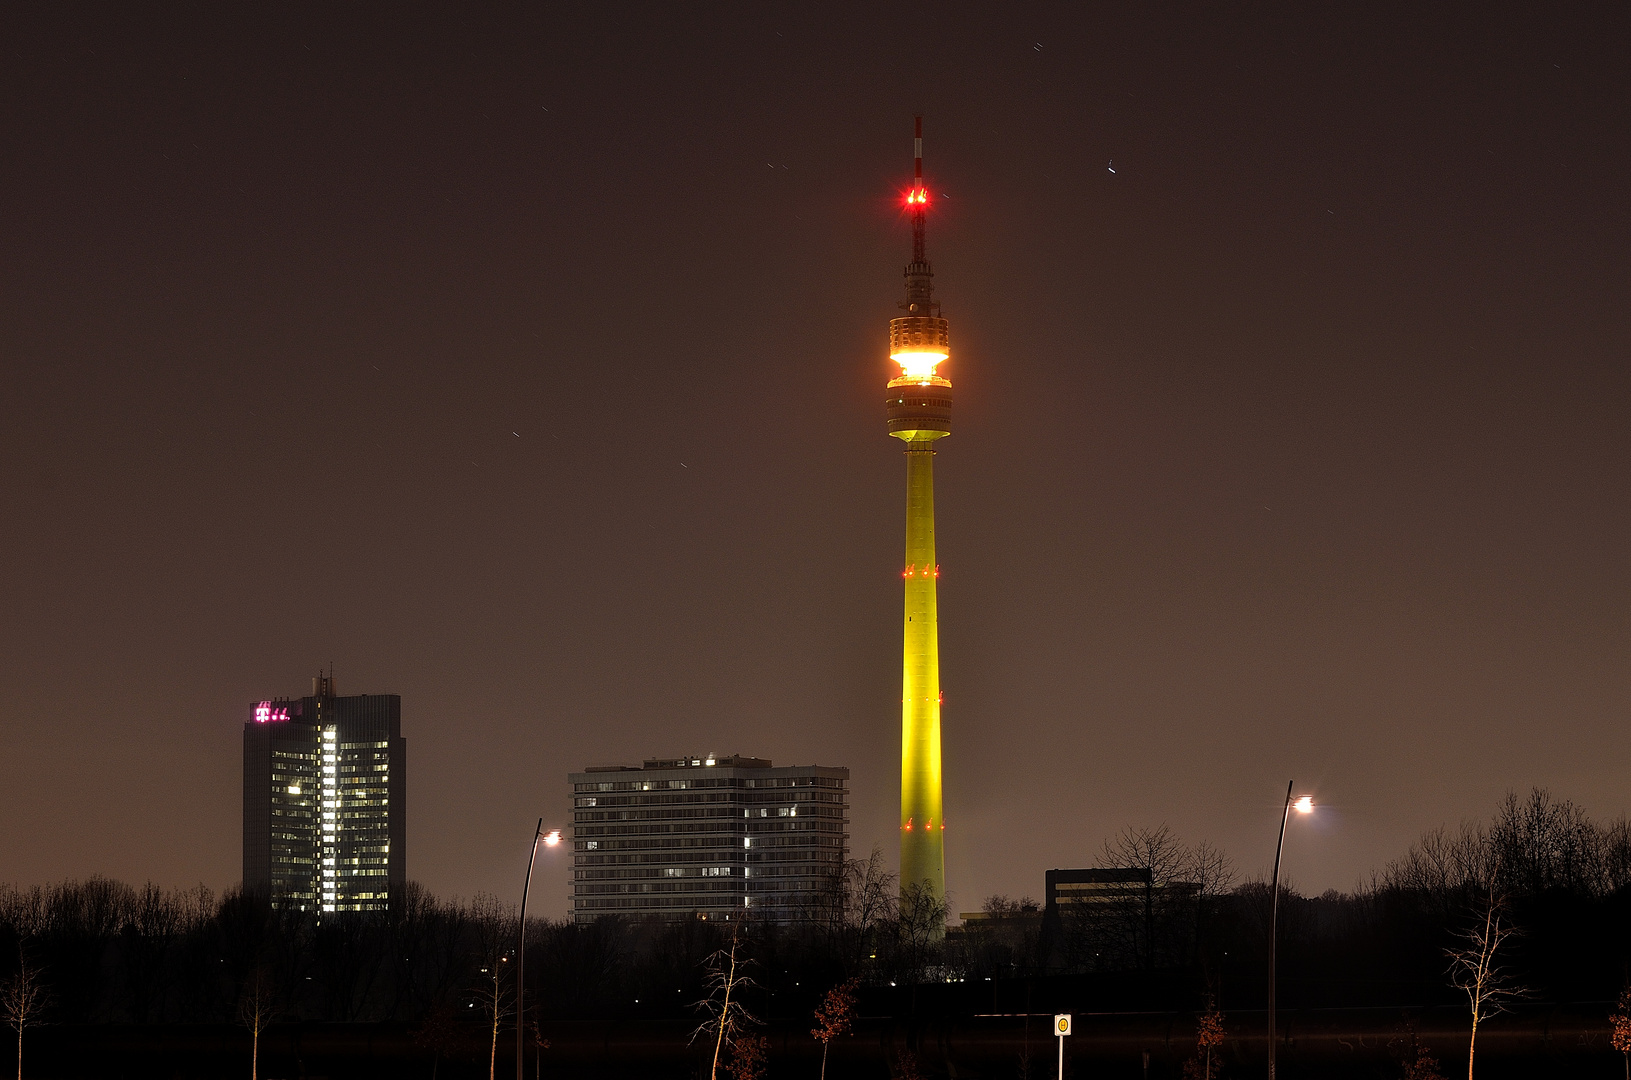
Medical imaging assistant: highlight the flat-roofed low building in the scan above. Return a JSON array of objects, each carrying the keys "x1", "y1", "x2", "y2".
[
  {"x1": 569, "y1": 754, "x2": 849, "y2": 923},
  {"x1": 1044, "y1": 867, "x2": 1154, "y2": 912},
  {"x1": 1041, "y1": 866, "x2": 1205, "y2": 970}
]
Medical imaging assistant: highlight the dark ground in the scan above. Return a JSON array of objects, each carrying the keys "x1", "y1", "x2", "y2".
[{"x1": 23, "y1": 999, "x2": 1624, "y2": 1079}]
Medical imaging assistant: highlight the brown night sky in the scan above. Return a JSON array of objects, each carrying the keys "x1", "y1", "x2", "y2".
[{"x1": 1, "y1": 3, "x2": 1628, "y2": 916}]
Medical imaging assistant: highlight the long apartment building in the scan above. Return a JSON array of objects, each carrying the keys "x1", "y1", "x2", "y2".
[{"x1": 569, "y1": 754, "x2": 849, "y2": 923}]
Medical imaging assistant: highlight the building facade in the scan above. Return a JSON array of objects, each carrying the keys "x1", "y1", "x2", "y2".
[
  {"x1": 242, "y1": 673, "x2": 406, "y2": 911},
  {"x1": 1044, "y1": 867, "x2": 1155, "y2": 913},
  {"x1": 570, "y1": 755, "x2": 849, "y2": 923}
]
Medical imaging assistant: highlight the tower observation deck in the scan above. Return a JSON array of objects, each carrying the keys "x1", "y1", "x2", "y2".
[{"x1": 887, "y1": 117, "x2": 950, "y2": 906}]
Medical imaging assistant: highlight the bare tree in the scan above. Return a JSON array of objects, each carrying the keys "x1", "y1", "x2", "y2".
[
  {"x1": 469, "y1": 892, "x2": 516, "y2": 1080},
  {"x1": 1102, "y1": 825, "x2": 1190, "y2": 885},
  {"x1": 122, "y1": 881, "x2": 183, "y2": 1024},
  {"x1": 0, "y1": 949, "x2": 49, "y2": 1080},
  {"x1": 1446, "y1": 885, "x2": 1524, "y2": 1080},
  {"x1": 237, "y1": 967, "x2": 279, "y2": 1080},
  {"x1": 1487, "y1": 789, "x2": 1602, "y2": 896},
  {"x1": 1188, "y1": 841, "x2": 1235, "y2": 897},
  {"x1": 690, "y1": 923, "x2": 759, "y2": 1080},
  {"x1": 811, "y1": 976, "x2": 860, "y2": 1080},
  {"x1": 475, "y1": 961, "x2": 514, "y2": 1080},
  {"x1": 848, "y1": 848, "x2": 897, "y2": 937},
  {"x1": 1098, "y1": 825, "x2": 1231, "y2": 970},
  {"x1": 886, "y1": 881, "x2": 948, "y2": 985}
]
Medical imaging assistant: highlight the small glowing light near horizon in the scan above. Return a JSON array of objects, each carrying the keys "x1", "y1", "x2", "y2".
[{"x1": 1294, "y1": 796, "x2": 1315, "y2": 814}]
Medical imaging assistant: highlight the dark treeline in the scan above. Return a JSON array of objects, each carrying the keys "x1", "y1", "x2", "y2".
[
  {"x1": 6, "y1": 789, "x2": 1631, "y2": 1034},
  {"x1": 0, "y1": 849, "x2": 940, "y2": 1030},
  {"x1": 965, "y1": 788, "x2": 1631, "y2": 1013}
]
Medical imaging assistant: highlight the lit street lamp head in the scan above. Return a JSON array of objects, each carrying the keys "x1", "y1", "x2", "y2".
[
  {"x1": 1294, "y1": 796, "x2": 1315, "y2": 815},
  {"x1": 543, "y1": 830, "x2": 562, "y2": 846}
]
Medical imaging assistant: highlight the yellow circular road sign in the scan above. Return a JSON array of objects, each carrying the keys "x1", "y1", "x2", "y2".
[{"x1": 1054, "y1": 1014, "x2": 1071, "y2": 1036}]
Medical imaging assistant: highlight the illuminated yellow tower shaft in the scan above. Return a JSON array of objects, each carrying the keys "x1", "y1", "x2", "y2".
[
  {"x1": 886, "y1": 116, "x2": 952, "y2": 904},
  {"x1": 898, "y1": 433, "x2": 946, "y2": 895}
]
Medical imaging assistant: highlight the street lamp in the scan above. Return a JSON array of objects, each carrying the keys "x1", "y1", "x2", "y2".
[
  {"x1": 517, "y1": 819, "x2": 562, "y2": 1080},
  {"x1": 1268, "y1": 782, "x2": 1313, "y2": 1080}
]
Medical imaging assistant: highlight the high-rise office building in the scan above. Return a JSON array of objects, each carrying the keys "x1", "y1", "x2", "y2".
[
  {"x1": 569, "y1": 755, "x2": 849, "y2": 923},
  {"x1": 886, "y1": 118, "x2": 954, "y2": 904},
  {"x1": 242, "y1": 673, "x2": 406, "y2": 911}
]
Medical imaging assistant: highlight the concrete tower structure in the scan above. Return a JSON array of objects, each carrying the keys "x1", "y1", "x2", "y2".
[{"x1": 886, "y1": 118, "x2": 952, "y2": 904}]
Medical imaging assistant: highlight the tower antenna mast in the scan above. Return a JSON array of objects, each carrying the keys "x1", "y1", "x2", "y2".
[
  {"x1": 912, "y1": 115, "x2": 926, "y2": 265},
  {"x1": 903, "y1": 116, "x2": 936, "y2": 318}
]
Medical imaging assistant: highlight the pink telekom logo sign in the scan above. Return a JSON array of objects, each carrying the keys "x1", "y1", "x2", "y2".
[{"x1": 253, "y1": 701, "x2": 291, "y2": 723}]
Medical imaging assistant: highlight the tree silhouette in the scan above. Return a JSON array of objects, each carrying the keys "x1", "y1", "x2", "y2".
[
  {"x1": 0, "y1": 948, "x2": 49, "y2": 1080},
  {"x1": 1446, "y1": 885, "x2": 1524, "y2": 1080},
  {"x1": 690, "y1": 923, "x2": 758, "y2": 1080},
  {"x1": 237, "y1": 967, "x2": 279, "y2": 1080},
  {"x1": 811, "y1": 977, "x2": 860, "y2": 1080},
  {"x1": 1181, "y1": 995, "x2": 1225, "y2": 1080},
  {"x1": 1610, "y1": 987, "x2": 1631, "y2": 1080},
  {"x1": 475, "y1": 961, "x2": 514, "y2": 1080},
  {"x1": 725, "y1": 1032, "x2": 768, "y2": 1080}
]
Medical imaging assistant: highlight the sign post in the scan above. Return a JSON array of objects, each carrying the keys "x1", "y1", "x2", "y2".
[{"x1": 1054, "y1": 1014, "x2": 1071, "y2": 1080}]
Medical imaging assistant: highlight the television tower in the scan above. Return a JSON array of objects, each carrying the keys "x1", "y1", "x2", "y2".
[{"x1": 887, "y1": 116, "x2": 951, "y2": 904}]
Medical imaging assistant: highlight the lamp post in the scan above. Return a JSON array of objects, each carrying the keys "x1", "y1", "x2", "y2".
[
  {"x1": 517, "y1": 819, "x2": 561, "y2": 1080},
  {"x1": 1268, "y1": 783, "x2": 1313, "y2": 1080}
]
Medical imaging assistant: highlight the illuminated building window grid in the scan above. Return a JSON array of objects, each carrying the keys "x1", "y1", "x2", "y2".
[
  {"x1": 320, "y1": 726, "x2": 338, "y2": 911},
  {"x1": 245, "y1": 693, "x2": 403, "y2": 914},
  {"x1": 569, "y1": 765, "x2": 848, "y2": 921}
]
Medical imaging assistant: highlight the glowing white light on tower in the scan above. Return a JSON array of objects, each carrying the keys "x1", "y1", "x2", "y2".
[{"x1": 892, "y1": 349, "x2": 948, "y2": 381}]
